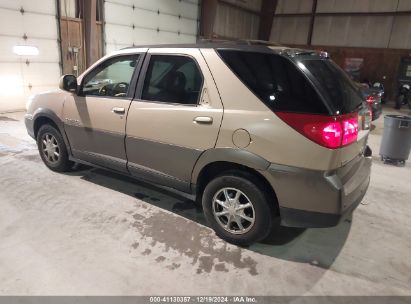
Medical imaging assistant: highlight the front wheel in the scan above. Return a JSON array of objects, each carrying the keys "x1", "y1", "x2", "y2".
[
  {"x1": 37, "y1": 124, "x2": 73, "y2": 172},
  {"x1": 202, "y1": 172, "x2": 275, "y2": 246}
]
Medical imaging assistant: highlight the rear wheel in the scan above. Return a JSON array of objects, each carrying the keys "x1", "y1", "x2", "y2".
[
  {"x1": 202, "y1": 172, "x2": 274, "y2": 246},
  {"x1": 37, "y1": 124, "x2": 73, "y2": 172}
]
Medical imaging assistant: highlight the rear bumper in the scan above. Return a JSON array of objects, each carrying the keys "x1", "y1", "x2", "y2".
[
  {"x1": 261, "y1": 146, "x2": 372, "y2": 228},
  {"x1": 279, "y1": 176, "x2": 369, "y2": 227}
]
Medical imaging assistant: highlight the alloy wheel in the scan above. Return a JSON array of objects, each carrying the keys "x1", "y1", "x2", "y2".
[
  {"x1": 212, "y1": 187, "x2": 255, "y2": 235},
  {"x1": 41, "y1": 133, "x2": 60, "y2": 164}
]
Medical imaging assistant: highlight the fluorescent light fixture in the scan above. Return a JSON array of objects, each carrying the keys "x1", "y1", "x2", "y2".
[{"x1": 13, "y1": 45, "x2": 39, "y2": 56}]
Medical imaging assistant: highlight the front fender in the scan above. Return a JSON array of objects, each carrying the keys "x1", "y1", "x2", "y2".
[{"x1": 31, "y1": 108, "x2": 72, "y2": 155}]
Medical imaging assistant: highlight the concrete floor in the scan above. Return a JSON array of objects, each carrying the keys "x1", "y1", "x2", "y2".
[{"x1": 0, "y1": 108, "x2": 410, "y2": 296}]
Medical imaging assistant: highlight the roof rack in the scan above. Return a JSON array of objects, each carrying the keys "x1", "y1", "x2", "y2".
[{"x1": 198, "y1": 38, "x2": 283, "y2": 47}]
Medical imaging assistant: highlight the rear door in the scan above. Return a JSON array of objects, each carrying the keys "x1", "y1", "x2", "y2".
[{"x1": 125, "y1": 48, "x2": 223, "y2": 192}]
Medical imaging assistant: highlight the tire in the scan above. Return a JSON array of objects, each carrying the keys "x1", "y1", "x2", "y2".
[
  {"x1": 202, "y1": 171, "x2": 275, "y2": 246},
  {"x1": 37, "y1": 124, "x2": 73, "y2": 172}
]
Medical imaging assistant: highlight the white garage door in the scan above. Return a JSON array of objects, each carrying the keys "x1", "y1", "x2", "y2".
[
  {"x1": 104, "y1": 0, "x2": 200, "y2": 54},
  {"x1": 0, "y1": 0, "x2": 60, "y2": 112}
]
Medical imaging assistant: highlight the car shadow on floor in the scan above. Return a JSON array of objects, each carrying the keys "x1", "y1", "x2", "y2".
[{"x1": 68, "y1": 166, "x2": 351, "y2": 269}]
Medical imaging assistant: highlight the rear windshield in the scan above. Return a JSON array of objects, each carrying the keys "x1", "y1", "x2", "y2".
[
  {"x1": 218, "y1": 50, "x2": 329, "y2": 114},
  {"x1": 302, "y1": 59, "x2": 363, "y2": 114}
]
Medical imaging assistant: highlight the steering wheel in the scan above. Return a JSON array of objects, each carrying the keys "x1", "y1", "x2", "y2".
[
  {"x1": 98, "y1": 84, "x2": 109, "y2": 96},
  {"x1": 113, "y1": 82, "x2": 129, "y2": 97},
  {"x1": 98, "y1": 82, "x2": 129, "y2": 97}
]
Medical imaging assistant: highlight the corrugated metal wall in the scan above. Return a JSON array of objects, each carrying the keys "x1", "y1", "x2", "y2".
[
  {"x1": 222, "y1": 0, "x2": 262, "y2": 12},
  {"x1": 313, "y1": 45, "x2": 410, "y2": 101},
  {"x1": 271, "y1": 0, "x2": 411, "y2": 49},
  {"x1": 104, "y1": 0, "x2": 200, "y2": 53},
  {"x1": 0, "y1": 0, "x2": 60, "y2": 112},
  {"x1": 312, "y1": 15, "x2": 394, "y2": 48},
  {"x1": 213, "y1": 0, "x2": 261, "y2": 39},
  {"x1": 270, "y1": 0, "x2": 312, "y2": 44}
]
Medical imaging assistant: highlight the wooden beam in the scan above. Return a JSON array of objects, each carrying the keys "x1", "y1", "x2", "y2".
[
  {"x1": 200, "y1": 0, "x2": 218, "y2": 39},
  {"x1": 82, "y1": 0, "x2": 98, "y2": 67},
  {"x1": 56, "y1": 0, "x2": 63, "y2": 75},
  {"x1": 258, "y1": 0, "x2": 277, "y2": 41},
  {"x1": 307, "y1": 0, "x2": 317, "y2": 45}
]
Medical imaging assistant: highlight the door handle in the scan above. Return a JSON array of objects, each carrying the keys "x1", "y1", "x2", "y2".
[
  {"x1": 112, "y1": 107, "x2": 125, "y2": 114},
  {"x1": 193, "y1": 116, "x2": 213, "y2": 124}
]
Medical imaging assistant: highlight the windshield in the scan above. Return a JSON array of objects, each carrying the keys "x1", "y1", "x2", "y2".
[{"x1": 302, "y1": 59, "x2": 363, "y2": 114}]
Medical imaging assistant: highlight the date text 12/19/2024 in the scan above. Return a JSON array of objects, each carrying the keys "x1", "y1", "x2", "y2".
[{"x1": 149, "y1": 297, "x2": 257, "y2": 303}]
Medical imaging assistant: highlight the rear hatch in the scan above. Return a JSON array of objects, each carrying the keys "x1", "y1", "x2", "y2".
[
  {"x1": 300, "y1": 57, "x2": 371, "y2": 165},
  {"x1": 217, "y1": 48, "x2": 371, "y2": 167}
]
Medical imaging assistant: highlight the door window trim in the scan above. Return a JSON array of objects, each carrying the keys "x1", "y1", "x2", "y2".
[
  {"x1": 78, "y1": 53, "x2": 145, "y2": 100},
  {"x1": 134, "y1": 53, "x2": 204, "y2": 107}
]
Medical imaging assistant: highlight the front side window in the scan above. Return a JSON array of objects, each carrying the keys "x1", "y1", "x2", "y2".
[
  {"x1": 82, "y1": 55, "x2": 139, "y2": 97},
  {"x1": 141, "y1": 55, "x2": 203, "y2": 105}
]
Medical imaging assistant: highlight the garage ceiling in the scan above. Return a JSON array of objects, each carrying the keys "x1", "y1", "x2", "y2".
[
  {"x1": 0, "y1": 0, "x2": 60, "y2": 112},
  {"x1": 104, "y1": 0, "x2": 200, "y2": 53}
]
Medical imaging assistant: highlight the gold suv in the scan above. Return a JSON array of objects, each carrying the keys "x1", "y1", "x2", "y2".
[{"x1": 25, "y1": 43, "x2": 372, "y2": 245}]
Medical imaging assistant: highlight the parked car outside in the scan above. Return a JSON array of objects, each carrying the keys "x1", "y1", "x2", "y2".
[{"x1": 25, "y1": 43, "x2": 372, "y2": 245}]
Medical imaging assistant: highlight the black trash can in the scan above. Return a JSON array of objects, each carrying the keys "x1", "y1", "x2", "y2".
[{"x1": 379, "y1": 115, "x2": 411, "y2": 164}]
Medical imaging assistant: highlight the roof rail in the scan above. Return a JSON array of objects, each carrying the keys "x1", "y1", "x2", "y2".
[{"x1": 198, "y1": 38, "x2": 283, "y2": 47}]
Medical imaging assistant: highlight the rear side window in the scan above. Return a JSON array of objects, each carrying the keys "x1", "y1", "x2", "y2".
[
  {"x1": 142, "y1": 55, "x2": 203, "y2": 105},
  {"x1": 303, "y1": 60, "x2": 363, "y2": 114},
  {"x1": 217, "y1": 50, "x2": 328, "y2": 114}
]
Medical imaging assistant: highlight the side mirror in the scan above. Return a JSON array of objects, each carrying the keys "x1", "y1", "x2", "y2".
[{"x1": 59, "y1": 74, "x2": 78, "y2": 93}]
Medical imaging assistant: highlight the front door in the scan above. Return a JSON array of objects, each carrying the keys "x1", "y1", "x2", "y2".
[
  {"x1": 125, "y1": 49, "x2": 223, "y2": 192},
  {"x1": 63, "y1": 54, "x2": 142, "y2": 172}
]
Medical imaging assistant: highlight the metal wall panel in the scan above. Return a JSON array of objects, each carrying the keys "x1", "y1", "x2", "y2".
[
  {"x1": 0, "y1": 1, "x2": 60, "y2": 112},
  {"x1": 312, "y1": 16, "x2": 393, "y2": 48},
  {"x1": 270, "y1": 16, "x2": 310, "y2": 44},
  {"x1": 389, "y1": 15, "x2": 411, "y2": 49},
  {"x1": 398, "y1": 0, "x2": 411, "y2": 11},
  {"x1": 275, "y1": 0, "x2": 313, "y2": 14},
  {"x1": 104, "y1": 0, "x2": 199, "y2": 53},
  {"x1": 222, "y1": 0, "x2": 262, "y2": 12},
  {"x1": 214, "y1": 3, "x2": 260, "y2": 39},
  {"x1": 317, "y1": 0, "x2": 399, "y2": 13}
]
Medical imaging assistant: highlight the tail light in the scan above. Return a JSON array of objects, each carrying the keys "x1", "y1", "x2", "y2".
[
  {"x1": 275, "y1": 112, "x2": 359, "y2": 149},
  {"x1": 366, "y1": 95, "x2": 376, "y2": 104}
]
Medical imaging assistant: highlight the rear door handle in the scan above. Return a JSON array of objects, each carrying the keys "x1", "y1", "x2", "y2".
[
  {"x1": 112, "y1": 107, "x2": 125, "y2": 114},
  {"x1": 193, "y1": 116, "x2": 213, "y2": 124}
]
